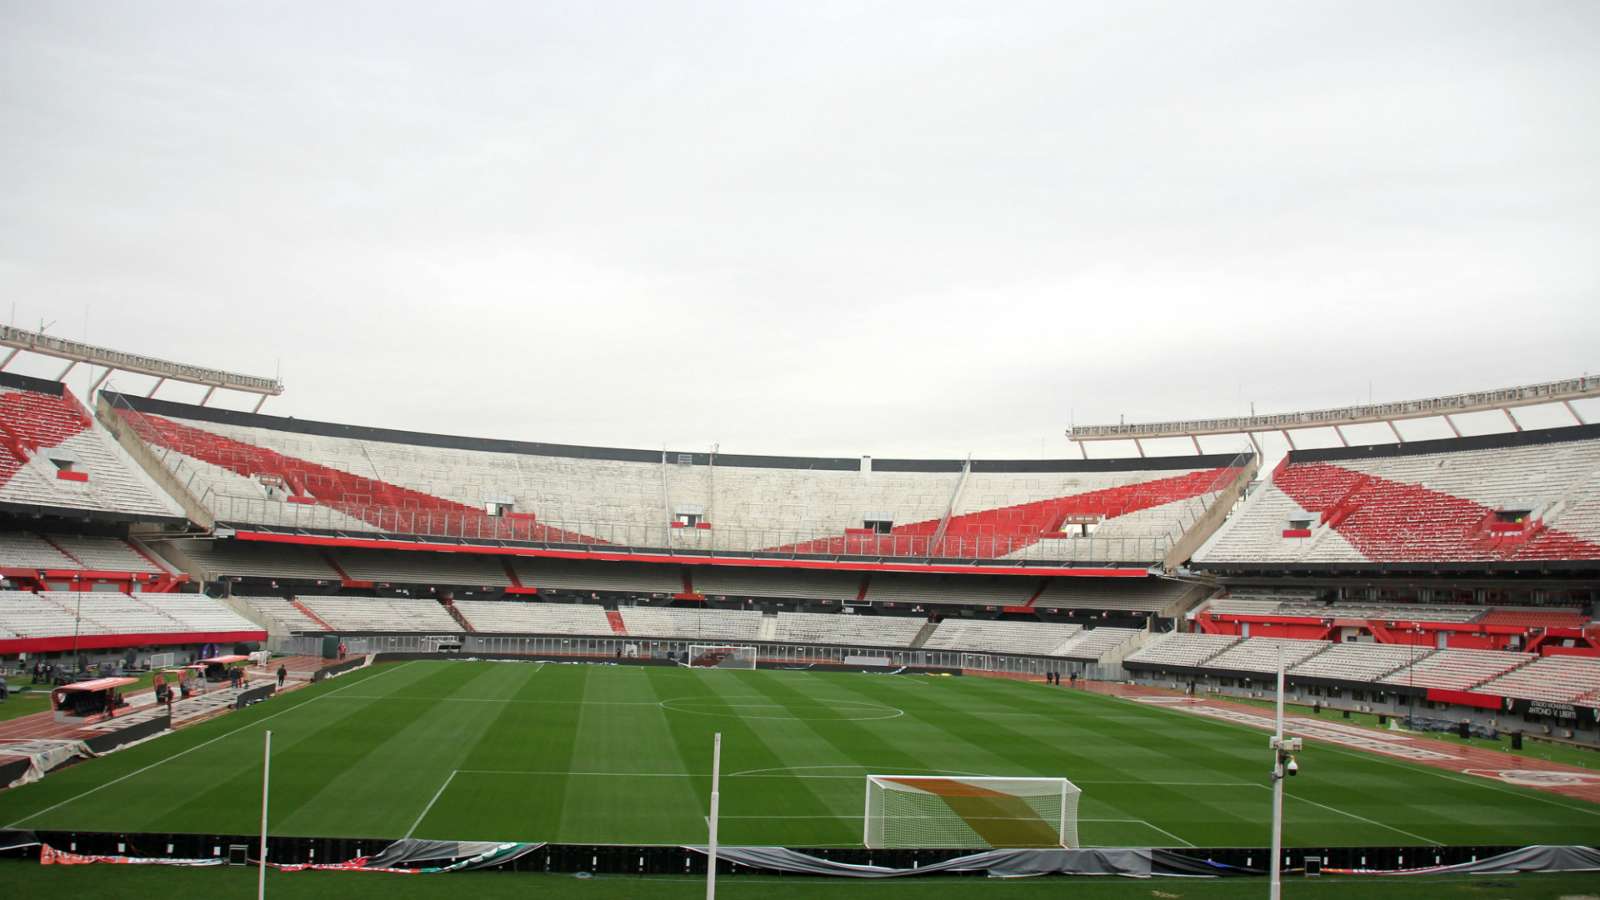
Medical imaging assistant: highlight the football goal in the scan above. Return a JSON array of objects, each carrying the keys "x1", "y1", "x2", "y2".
[
  {"x1": 686, "y1": 645, "x2": 757, "y2": 670},
  {"x1": 863, "y1": 775, "x2": 1080, "y2": 849}
]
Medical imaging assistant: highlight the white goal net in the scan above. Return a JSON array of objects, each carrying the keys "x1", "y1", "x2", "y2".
[
  {"x1": 686, "y1": 645, "x2": 757, "y2": 670},
  {"x1": 863, "y1": 775, "x2": 1080, "y2": 849}
]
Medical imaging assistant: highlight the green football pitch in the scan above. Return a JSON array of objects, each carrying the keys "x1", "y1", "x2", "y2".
[{"x1": 2, "y1": 659, "x2": 1598, "y2": 849}]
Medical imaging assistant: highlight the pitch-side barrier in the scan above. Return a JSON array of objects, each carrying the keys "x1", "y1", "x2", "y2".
[{"x1": 3, "y1": 829, "x2": 1596, "y2": 880}]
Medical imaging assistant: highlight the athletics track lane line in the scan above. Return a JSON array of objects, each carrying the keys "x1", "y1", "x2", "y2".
[{"x1": 4, "y1": 661, "x2": 419, "y2": 828}]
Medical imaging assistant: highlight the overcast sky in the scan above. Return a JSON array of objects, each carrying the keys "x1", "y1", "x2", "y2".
[{"x1": 3, "y1": 1, "x2": 1597, "y2": 461}]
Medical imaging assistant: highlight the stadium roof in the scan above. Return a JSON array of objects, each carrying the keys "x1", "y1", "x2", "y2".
[{"x1": 1068, "y1": 375, "x2": 1600, "y2": 452}]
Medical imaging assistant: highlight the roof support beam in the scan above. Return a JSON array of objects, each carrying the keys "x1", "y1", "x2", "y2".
[
  {"x1": 1503, "y1": 408, "x2": 1522, "y2": 432},
  {"x1": 1565, "y1": 400, "x2": 1588, "y2": 426},
  {"x1": 1386, "y1": 420, "x2": 1404, "y2": 443},
  {"x1": 145, "y1": 377, "x2": 165, "y2": 399},
  {"x1": 1132, "y1": 438, "x2": 1146, "y2": 458},
  {"x1": 1190, "y1": 435, "x2": 1202, "y2": 455},
  {"x1": 1332, "y1": 425, "x2": 1348, "y2": 447},
  {"x1": 1443, "y1": 414, "x2": 1462, "y2": 438}
]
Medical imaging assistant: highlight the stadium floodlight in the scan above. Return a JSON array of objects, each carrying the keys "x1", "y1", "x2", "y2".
[
  {"x1": 685, "y1": 645, "x2": 757, "y2": 670},
  {"x1": 863, "y1": 775, "x2": 1080, "y2": 849}
]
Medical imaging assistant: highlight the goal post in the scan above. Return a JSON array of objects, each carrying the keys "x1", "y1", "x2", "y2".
[
  {"x1": 686, "y1": 644, "x2": 757, "y2": 670},
  {"x1": 863, "y1": 775, "x2": 1080, "y2": 849}
]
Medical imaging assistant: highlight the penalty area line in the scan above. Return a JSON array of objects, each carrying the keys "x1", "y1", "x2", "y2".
[
  {"x1": 1272, "y1": 785, "x2": 1442, "y2": 846},
  {"x1": 406, "y1": 769, "x2": 459, "y2": 839}
]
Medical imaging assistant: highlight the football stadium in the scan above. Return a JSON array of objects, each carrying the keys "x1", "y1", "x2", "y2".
[
  {"x1": 0, "y1": 324, "x2": 1597, "y2": 899},
  {"x1": 6, "y1": 4, "x2": 1600, "y2": 898}
]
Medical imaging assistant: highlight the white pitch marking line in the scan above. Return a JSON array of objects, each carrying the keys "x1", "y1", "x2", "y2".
[
  {"x1": 5, "y1": 660, "x2": 420, "y2": 829},
  {"x1": 406, "y1": 769, "x2": 458, "y2": 838},
  {"x1": 1276, "y1": 787, "x2": 1441, "y2": 846},
  {"x1": 1133, "y1": 818, "x2": 1196, "y2": 848}
]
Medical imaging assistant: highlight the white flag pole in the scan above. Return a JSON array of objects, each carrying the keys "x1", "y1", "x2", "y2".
[
  {"x1": 706, "y1": 731, "x2": 722, "y2": 900},
  {"x1": 258, "y1": 729, "x2": 271, "y2": 900}
]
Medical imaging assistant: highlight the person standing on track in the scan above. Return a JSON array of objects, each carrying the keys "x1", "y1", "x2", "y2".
[{"x1": 277, "y1": 664, "x2": 287, "y2": 688}]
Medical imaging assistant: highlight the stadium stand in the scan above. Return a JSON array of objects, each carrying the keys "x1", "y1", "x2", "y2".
[
  {"x1": 0, "y1": 590, "x2": 260, "y2": 648},
  {"x1": 1197, "y1": 425, "x2": 1600, "y2": 566},
  {"x1": 0, "y1": 531, "x2": 80, "y2": 569},
  {"x1": 455, "y1": 600, "x2": 615, "y2": 635},
  {"x1": 1201, "y1": 637, "x2": 1331, "y2": 673},
  {"x1": 1379, "y1": 649, "x2": 1530, "y2": 691},
  {"x1": 231, "y1": 595, "x2": 328, "y2": 634},
  {"x1": 922, "y1": 619, "x2": 1082, "y2": 656},
  {"x1": 1476, "y1": 655, "x2": 1600, "y2": 704},
  {"x1": 0, "y1": 374, "x2": 181, "y2": 520},
  {"x1": 297, "y1": 596, "x2": 461, "y2": 633},
  {"x1": 108, "y1": 392, "x2": 1246, "y2": 563},
  {"x1": 1286, "y1": 641, "x2": 1421, "y2": 681},
  {"x1": 1477, "y1": 607, "x2": 1591, "y2": 629},
  {"x1": 1057, "y1": 626, "x2": 1144, "y2": 662},
  {"x1": 772, "y1": 612, "x2": 925, "y2": 647},
  {"x1": 617, "y1": 606, "x2": 763, "y2": 641},
  {"x1": 45, "y1": 534, "x2": 164, "y2": 573},
  {"x1": 1123, "y1": 632, "x2": 1241, "y2": 668}
]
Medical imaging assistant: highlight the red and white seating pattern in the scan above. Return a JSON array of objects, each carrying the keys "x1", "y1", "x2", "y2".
[
  {"x1": 114, "y1": 399, "x2": 1239, "y2": 562},
  {"x1": 0, "y1": 381, "x2": 180, "y2": 519},
  {"x1": 1198, "y1": 428, "x2": 1600, "y2": 564}
]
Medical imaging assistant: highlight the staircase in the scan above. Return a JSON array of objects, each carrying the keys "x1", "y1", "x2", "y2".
[
  {"x1": 290, "y1": 599, "x2": 336, "y2": 632},
  {"x1": 444, "y1": 601, "x2": 474, "y2": 633},
  {"x1": 909, "y1": 620, "x2": 939, "y2": 649},
  {"x1": 605, "y1": 610, "x2": 628, "y2": 635},
  {"x1": 758, "y1": 613, "x2": 777, "y2": 641}
]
